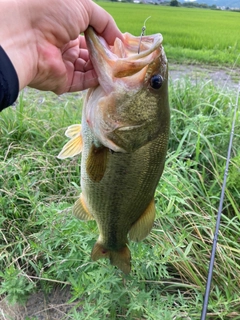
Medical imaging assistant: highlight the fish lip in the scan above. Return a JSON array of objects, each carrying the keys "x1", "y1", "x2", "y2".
[
  {"x1": 85, "y1": 27, "x2": 115, "y2": 61},
  {"x1": 85, "y1": 27, "x2": 116, "y2": 93},
  {"x1": 85, "y1": 27, "x2": 162, "y2": 60},
  {"x1": 123, "y1": 33, "x2": 163, "y2": 60},
  {"x1": 84, "y1": 27, "x2": 164, "y2": 92}
]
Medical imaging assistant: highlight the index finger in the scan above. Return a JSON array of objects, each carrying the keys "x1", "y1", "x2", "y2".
[{"x1": 88, "y1": 2, "x2": 123, "y2": 45}]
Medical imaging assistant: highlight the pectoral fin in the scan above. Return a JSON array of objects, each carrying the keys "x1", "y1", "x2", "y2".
[
  {"x1": 57, "y1": 124, "x2": 82, "y2": 159},
  {"x1": 129, "y1": 198, "x2": 155, "y2": 242},
  {"x1": 86, "y1": 145, "x2": 108, "y2": 182},
  {"x1": 73, "y1": 194, "x2": 94, "y2": 220}
]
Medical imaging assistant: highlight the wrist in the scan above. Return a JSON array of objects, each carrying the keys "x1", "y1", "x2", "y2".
[{"x1": 0, "y1": 0, "x2": 38, "y2": 90}]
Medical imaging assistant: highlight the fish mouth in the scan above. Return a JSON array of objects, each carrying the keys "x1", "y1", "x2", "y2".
[{"x1": 85, "y1": 27, "x2": 163, "y2": 94}]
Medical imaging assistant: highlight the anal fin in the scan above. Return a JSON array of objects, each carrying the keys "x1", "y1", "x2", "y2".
[
  {"x1": 86, "y1": 145, "x2": 108, "y2": 182},
  {"x1": 73, "y1": 194, "x2": 94, "y2": 220},
  {"x1": 129, "y1": 198, "x2": 155, "y2": 242}
]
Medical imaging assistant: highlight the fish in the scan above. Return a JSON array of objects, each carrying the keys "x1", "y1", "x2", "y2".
[{"x1": 57, "y1": 27, "x2": 170, "y2": 274}]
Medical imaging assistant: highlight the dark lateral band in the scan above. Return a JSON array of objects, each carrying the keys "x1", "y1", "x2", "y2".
[{"x1": 0, "y1": 46, "x2": 19, "y2": 111}]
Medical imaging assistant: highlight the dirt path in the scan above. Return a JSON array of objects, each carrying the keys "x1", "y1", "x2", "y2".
[
  {"x1": 0, "y1": 63, "x2": 239, "y2": 320},
  {"x1": 169, "y1": 63, "x2": 239, "y2": 90}
]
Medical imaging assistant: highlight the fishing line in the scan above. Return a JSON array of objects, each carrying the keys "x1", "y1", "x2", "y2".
[
  {"x1": 138, "y1": 16, "x2": 151, "y2": 54},
  {"x1": 200, "y1": 81, "x2": 240, "y2": 320},
  {"x1": 222, "y1": 53, "x2": 240, "y2": 92}
]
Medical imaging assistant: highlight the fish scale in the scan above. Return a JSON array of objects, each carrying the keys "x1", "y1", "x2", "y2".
[{"x1": 58, "y1": 27, "x2": 170, "y2": 274}]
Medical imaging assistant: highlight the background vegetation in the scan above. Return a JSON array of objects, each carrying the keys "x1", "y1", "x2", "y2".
[
  {"x1": 0, "y1": 3, "x2": 240, "y2": 320},
  {"x1": 98, "y1": 2, "x2": 240, "y2": 66}
]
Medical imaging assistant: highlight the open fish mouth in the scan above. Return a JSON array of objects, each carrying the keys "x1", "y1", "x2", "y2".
[{"x1": 84, "y1": 27, "x2": 164, "y2": 93}]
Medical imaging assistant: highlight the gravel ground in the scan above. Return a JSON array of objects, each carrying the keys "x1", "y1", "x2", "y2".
[{"x1": 0, "y1": 63, "x2": 239, "y2": 320}]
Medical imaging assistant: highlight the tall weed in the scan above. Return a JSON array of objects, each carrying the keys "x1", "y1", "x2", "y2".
[
  {"x1": 98, "y1": 2, "x2": 240, "y2": 66},
  {"x1": 0, "y1": 81, "x2": 239, "y2": 318}
]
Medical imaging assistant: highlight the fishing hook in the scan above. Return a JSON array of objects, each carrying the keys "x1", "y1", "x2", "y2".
[{"x1": 138, "y1": 16, "x2": 151, "y2": 54}]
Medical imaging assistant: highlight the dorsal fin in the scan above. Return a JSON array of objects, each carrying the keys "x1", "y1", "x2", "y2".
[{"x1": 128, "y1": 198, "x2": 155, "y2": 242}]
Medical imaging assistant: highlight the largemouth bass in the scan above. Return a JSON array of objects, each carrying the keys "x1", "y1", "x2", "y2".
[{"x1": 58, "y1": 27, "x2": 170, "y2": 274}]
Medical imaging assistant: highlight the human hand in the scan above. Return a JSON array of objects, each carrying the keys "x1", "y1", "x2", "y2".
[
  {"x1": 0, "y1": 0, "x2": 123, "y2": 94},
  {"x1": 28, "y1": 0, "x2": 123, "y2": 94},
  {"x1": 29, "y1": 35, "x2": 98, "y2": 94}
]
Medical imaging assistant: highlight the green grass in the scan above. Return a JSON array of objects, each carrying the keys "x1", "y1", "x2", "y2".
[
  {"x1": 96, "y1": 2, "x2": 240, "y2": 66},
  {"x1": 0, "y1": 79, "x2": 239, "y2": 318}
]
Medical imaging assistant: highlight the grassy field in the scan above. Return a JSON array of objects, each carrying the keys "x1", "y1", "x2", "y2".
[
  {"x1": 0, "y1": 3, "x2": 240, "y2": 319},
  {"x1": 0, "y1": 79, "x2": 239, "y2": 318},
  {"x1": 97, "y1": 2, "x2": 240, "y2": 66}
]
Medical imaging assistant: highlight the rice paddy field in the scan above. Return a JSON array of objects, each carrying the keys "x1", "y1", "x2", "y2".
[
  {"x1": 98, "y1": 1, "x2": 240, "y2": 66},
  {"x1": 0, "y1": 3, "x2": 240, "y2": 320}
]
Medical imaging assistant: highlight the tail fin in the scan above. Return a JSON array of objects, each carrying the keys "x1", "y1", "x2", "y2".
[
  {"x1": 91, "y1": 241, "x2": 131, "y2": 274},
  {"x1": 110, "y1": 248, "x2": 131, "y2": 275}
]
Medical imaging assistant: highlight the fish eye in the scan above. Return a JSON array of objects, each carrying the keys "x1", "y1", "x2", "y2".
[{"x1": 150, "y1": 74, "x2": 163, "y2": 90}]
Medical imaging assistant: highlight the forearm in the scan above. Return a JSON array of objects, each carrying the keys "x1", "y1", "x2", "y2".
[{"x1": 0, "y1": 0, "x2": 37, "y2": 91}]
